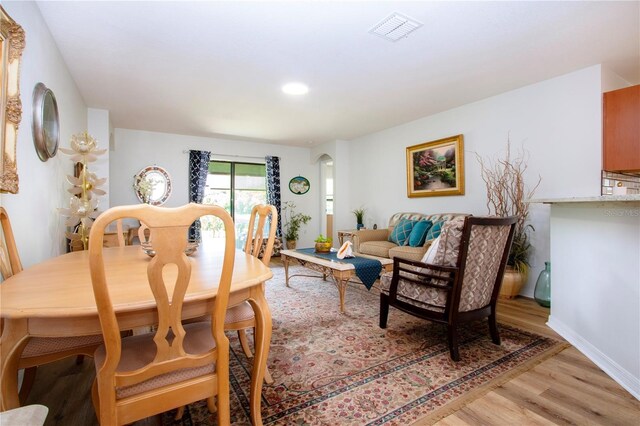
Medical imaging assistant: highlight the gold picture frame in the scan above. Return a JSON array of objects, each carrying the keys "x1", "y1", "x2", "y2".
[
  {"x1": 0, "y1": 6, "x2": 25, "y2": 194},
  {"x1": 406, "y1": 134, "x2": 465, "y2": 198}
]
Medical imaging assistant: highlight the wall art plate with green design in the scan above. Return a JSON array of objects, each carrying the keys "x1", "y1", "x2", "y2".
[{"x1": 289, "y1": 176, "x2": 310, "y2": 195}]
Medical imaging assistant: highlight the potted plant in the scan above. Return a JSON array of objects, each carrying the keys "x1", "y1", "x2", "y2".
[
  {"x1": 314, "y1": 234, "x2": 332, "y2": 253},
  {"x1": 282, "y1": 201, "x2": 311, "y2": 249},
  {"x1": 476, "y1": 142, "x2": 541, "y2": 298},
  {"x1": 352, "y1": 207, "x2": 366, "y2": 230}
]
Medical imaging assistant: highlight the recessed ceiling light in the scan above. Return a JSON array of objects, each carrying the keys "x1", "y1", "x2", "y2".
[{"x1": 282, "y1": 82, "x2": 309, "y2": 95}]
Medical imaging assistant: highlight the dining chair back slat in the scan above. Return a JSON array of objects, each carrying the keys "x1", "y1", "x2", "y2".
[{"x1": 115, "y1": 219, "x2": 126, "y2": 247}]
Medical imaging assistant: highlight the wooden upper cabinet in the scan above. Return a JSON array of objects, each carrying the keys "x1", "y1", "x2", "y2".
[{"x1": 603, "y1": 85, "x2": 640, "y2": 172}]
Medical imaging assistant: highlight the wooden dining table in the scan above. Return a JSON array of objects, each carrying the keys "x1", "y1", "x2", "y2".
[{"x1": 0, "y1": 243, "x2": 273, "y2": 425}]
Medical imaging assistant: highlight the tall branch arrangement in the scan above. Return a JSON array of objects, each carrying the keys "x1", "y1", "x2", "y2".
[
  {"x1": 476, "y1": 142, "x2": 541, "y2": 273},
  {"x1": 59, "y1": 132, "x2": 107, "y2": 250}
]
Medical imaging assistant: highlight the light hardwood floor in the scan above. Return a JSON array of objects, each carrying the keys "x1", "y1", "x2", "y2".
[
  {"x1": 434, "y1": 297, "x2": 640, "y2": 425},
  {"x1": 22, "y1": 279, "x2": 639, "y2": 425}
]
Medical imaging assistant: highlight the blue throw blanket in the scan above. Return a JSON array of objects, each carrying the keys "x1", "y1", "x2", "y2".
[{"x1": 296, "y1": 248, "x2": 382, "y2": 290}]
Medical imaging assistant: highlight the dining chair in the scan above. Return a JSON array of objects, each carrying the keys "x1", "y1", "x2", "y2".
[
  {"x1": 0, "y1": 207, "x2": 104, "y2": 403},
  {"x1": 225, "y1": 204, "x2": 277, "y2": 384},
  {"x1": 88, "y1": 203, "x2": 235, "y2": 425}
]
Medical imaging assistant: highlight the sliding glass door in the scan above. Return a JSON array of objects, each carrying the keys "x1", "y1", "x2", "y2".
[{"x1": 202, "y1": 160, "x2": 267, "y2": 247}]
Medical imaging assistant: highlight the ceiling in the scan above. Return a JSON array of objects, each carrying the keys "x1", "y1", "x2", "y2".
[{"x1": 36, "y1": 1, "x2": 640, "y2": 146}]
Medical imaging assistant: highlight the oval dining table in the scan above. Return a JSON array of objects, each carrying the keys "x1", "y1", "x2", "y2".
[{"x1": 0, "y1": 243, "x2": 273, "y2": 425}]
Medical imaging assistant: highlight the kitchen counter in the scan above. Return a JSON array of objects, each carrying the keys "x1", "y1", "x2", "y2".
[
  {"x1": 529, "y1": 195, "x2": 640, "y2": 203},
  {"x1": 539, "y1": 199, "x2": 639, "y2": 398}
]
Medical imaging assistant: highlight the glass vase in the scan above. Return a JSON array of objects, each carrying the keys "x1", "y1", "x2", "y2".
[{"x1": 534, "y1": 261, "x2": 551, "y2": 307}]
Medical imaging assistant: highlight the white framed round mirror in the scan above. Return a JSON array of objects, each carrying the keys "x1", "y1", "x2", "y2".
[{"x1": 133, "y1": 165, "x2": 172, "y2": 205}]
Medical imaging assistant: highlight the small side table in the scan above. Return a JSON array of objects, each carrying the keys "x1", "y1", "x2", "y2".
[{"x1": 337, "y1": 229, "x2": 358, "y2": 245}]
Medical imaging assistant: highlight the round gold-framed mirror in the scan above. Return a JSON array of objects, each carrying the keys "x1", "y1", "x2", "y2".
[
  {"x1": 32, "y1": 82, "x2": 60, "y2": 162},
  {"x1": 133, "y1": 165, "x2": 172, "y2": 205}
]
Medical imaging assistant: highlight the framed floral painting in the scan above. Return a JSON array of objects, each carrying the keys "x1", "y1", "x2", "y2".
[{"x1": 406, "y1": 134, "x2": 465, "y2": 198}]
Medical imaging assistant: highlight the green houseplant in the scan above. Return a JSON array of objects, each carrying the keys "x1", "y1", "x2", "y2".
[
  {"x1": 476, "y1": 142, "x2": 541, "y2": 298},
  {"x1": 283, "y1": 201, "x2": 311, "y2": 249},
  {"x1": 314, "y1": 234, "x2": 332, "y2": 253},
  {"x1": 352, "y1": 207, "x2": 366, "y2": 230}
]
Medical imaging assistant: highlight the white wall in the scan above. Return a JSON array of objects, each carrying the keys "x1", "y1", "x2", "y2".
[
  {"x1": 345, "y1": 65, "x2": 604, "y2": 297},
  {"x1": 0, "y1": 1, "x2": 87, "y2": 268},
  {"x1": 87, "y1": 108, "x2": 110, "y2": 208},
  {"x1": 546, "y1": 201, "x2": 640, "y2": 398},
  {"x1": 602, "y1": 65, "x2": 633, "y2": 92},
  {"x1": 110, "y1": 129, "x2": 320, "y2": 247}
]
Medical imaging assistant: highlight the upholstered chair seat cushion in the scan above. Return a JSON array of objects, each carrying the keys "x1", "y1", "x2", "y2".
[
  {"x1": 359, "y1": 240, "x2": 398, "y2": 258},
  {"x1": 380, "y1": 271, "x2": 446, "y2": 312},
  {"x1": 225, "y1": 301, "x2": 255, "y2": 323},
  {"x1": 93, "y1": 322, "x2": 216, "y2": 399},
  {"x1": 21, "y1": 334, "x2": 104, "y2": 358}
]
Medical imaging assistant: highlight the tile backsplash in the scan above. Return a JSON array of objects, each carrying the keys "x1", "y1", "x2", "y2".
[{"x1": 601, "y1": 171, "x2": 640, "y2": 195}]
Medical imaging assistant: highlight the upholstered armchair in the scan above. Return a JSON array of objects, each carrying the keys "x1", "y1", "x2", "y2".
[{"x1": 379, "y1": 216, "x2": 517, "y2": 361}]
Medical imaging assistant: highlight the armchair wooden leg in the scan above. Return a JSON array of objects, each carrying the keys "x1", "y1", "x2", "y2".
[
  {"x1": 379, "y1": 294, "x2": 390, "y2": 329},
  {"x1": 447, "y1": 325, "x2": 460, "y2": 361},
  {"x1": 488, "y1": 312, "x2": 501, "y2": 345}
]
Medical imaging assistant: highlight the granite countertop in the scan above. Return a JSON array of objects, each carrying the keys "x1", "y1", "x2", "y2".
[{"x1": 528, "y1": 195, "x2": 640, "y2": 203}]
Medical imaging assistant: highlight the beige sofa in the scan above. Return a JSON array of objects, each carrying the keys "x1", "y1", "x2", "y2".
[{"x1": 352, "y1": 212, "x2": 469, "y2": 261}]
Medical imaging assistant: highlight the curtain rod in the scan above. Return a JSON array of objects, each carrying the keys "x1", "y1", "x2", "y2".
[{"x1": 181, "y1": 150, "x2": 267, "y2": 160}]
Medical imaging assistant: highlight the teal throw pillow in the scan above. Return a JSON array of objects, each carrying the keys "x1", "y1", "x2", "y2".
[
  {"x1": 388, "y1": 219, "x2": 417, "y2": 246},
  {"x1": 424, "y1": 220, "x2": 445, "y2": 241},
  {"x1": 408, "y1": 220, "x2": 433, "y2": 247}
]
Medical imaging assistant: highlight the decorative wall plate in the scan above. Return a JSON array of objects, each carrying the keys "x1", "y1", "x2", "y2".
[
  {"x1": 134, "y1": 165, "x2": 172, "y2": 205},
  {"x1": 289, "y1": 176, "x2": 310, "y2": 195}
]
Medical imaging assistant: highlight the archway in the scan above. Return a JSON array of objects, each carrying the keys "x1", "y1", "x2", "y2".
[{"x1": 318, "y1": 154, "x2": 334, "y2": 243}]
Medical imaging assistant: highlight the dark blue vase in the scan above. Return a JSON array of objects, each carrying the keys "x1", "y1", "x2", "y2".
[{"x1": 357, "y1": 223, "x2": 364, "y2": 230}]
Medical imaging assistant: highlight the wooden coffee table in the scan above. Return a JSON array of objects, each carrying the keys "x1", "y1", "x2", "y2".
[{"x1": 280, "y1": 249, "x2": 393, "y2": 313}]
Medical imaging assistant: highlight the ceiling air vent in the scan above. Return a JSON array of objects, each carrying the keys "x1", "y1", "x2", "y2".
[{"x1": 369, "y1": 12, "x2": 422, "y2": 42}]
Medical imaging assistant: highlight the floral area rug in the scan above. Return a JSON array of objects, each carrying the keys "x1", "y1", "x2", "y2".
[{"x1": 163, "y1": 264, "x2": 566, "y2": 425}]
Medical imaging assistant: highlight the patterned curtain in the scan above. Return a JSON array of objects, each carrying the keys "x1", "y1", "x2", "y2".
[
  {"x1": 188, "y1": 150, "x2": 211, "y2": 241},
  {"x1": 265, "y1": 156, "x2": 282, "y2": 238}
]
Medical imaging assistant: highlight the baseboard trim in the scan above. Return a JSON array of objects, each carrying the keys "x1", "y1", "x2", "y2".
[{"x1": 547, "y1": 315, "x2": 639, "y2": 400}]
